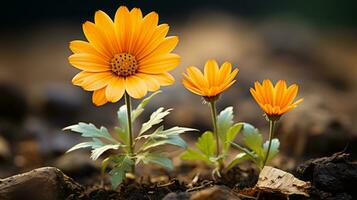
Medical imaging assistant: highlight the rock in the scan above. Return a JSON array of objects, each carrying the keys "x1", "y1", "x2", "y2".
[
  {"x1": 190, "y1": 185, "x2": 241, "y2": 200},
  {"x1": 0, "y1": 136, "x2": 10, "y2": 161},
  {"x1": 0, "y1": 167, "x2": 83, "y2": 200},
  {"x1": 163, "y1": 192, "x2": 191, "y2": 200},
  {"x1": 42, "y1": 85, "x2": 83, "y2": 127},
  {"x1": 0, "y1": 83, "x2": 28, "y2": 123},
  {"x1": 279, "y1": 95, "x2": 354, "y2": 158},
  {"x1": 296, "y1": 152, "x2": 357, "y2": 199},
  {"x1": 53, "y1": 151, "x2": 99, "y2": 179}
]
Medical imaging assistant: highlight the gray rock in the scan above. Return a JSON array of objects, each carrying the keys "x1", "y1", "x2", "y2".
[{"x1": 0, "y1": 167, "x2": 83, "y2": 200}]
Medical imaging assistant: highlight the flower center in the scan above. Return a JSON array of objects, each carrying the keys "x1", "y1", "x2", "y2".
[{"x1": 110, "y1": 53, "x2": 138, "y2": 77}]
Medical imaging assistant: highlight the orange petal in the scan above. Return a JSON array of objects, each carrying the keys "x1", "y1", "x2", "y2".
[
  {"x1": 69, "y1": 40, "x2": 109, "y2": 59},
  {"x1": 263, "y1": 80, "x2": 274, "y2": 105},
  {"x1": 281, "y1": 84, "x2": 298, "y2": 107},
  {"x1": 138, "y1": 53, "x2": 180, "y2": 74},
  {"x1": 125, "y1": 75, "x2": 148, "y2": 99},
  {"x1": 135, "y1": 73, "x2": 160, "y2": 92},
  {"x1": 185, "y1": 66, "x2": 207, "y2": 88},
  {"x1": 73, "y1": 72, "x2": 113, "y2": 91},
  {"x1": 82, "y1": 21, "x2": 112, "y2": 58},
  {"x1": 131, "y1": 11, "x2": 159, "y2": 56},
  {"x1": 128, "y1": 8, "x2": 143, "y2": 53},
  {"x1": 68, "y1": 53, "x2": 110, "y2": 72},
  {"x1": 141, "y1": 36, "x2": 179, "y2": 61},
  {"x1": 136, "y1": 24, "x2": 169, "y2": 60},
  {"x1": 218, "y1": 62, "x2": 232, "y2": 84},
  {"x1": 92, "y1": 87, "x2": 108, "y2": 106},
  {"x1": 204, "y1": 59, "x2": 219, "y2": 87},
  {"x1": 114, "y1": 6, "x2": 131, "y2": 52},
  {"x1": 94, "y1": 10, "x2": 119, "y2": 53},
  {"x1": 275, "y1": 80, "x2": 286, "y2": 106},
  {"x1": 182, "y1": 79, "x2": 203, "y2": 96},
  {"x1": 105, "y1": 76, "x2": 125, "y2": 102},
  {"x1": 148, "y1": 73, "x2": 175, "y2": 86}
]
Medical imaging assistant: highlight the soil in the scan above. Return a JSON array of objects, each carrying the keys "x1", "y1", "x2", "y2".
[{"x1": 1, "y1": 152, "x2": 356, "y2": 200}]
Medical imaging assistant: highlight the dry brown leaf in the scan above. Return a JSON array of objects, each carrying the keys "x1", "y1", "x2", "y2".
[{"x1": 255, "y1": 166, "x2": 311, "y2": 197}]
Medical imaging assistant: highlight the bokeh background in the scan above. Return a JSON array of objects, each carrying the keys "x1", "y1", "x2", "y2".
[{"x1": 1, "y1": 0, "x2": 357, "y2": 179}]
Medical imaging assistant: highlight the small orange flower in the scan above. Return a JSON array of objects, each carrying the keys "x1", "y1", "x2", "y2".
[
  {"x1": 69, "y1": 6, "x2": 179, "y2": 106},
  {"x1": 250, "y1": 80, "x2": 303, "y2": 119},
  {"x1": 182, "y1": 59, "x2": 238, "y2": 100}
]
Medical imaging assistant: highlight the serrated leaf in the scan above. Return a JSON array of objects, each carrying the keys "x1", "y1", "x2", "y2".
[
  {"x1": 91, "y1": 144, "x2": 120, "y2": 160},
  {"x1": 242, "y1": 123, "x2": 264, "y2": 158},
  {"x1": 132, "y1": 91, "x2": 161, "y2": 121},
  {"x1": 109, "y1": 155, "x2": 133, "y2": 188},
  {"x1": 180, "y1": 149, "x2": 211, "y2": 163},
  {"x1": 227, "y1": 153, "x2": 249, "y2": 170},
  {"x1": 223, "y1": 123, "x2": 243, "y2": 154},
  {"x1": 64, "y1": 123, "x2": 117, "y2": 143},
  {"x1": 141, "y1": 135, "x2": 187, "y2": 151},
  {"x1": 66, "y1": 138, "x2": 104, "y2": 153},
  {"x1": 137, "y1": 152, "x2": 173, "y2": 170},
  {"x1": 196, "y1": 131, "x2": 216, "y2": 157},
  {"x1": 217, "y1": 107, "x2": 234, "y2": 140},
  {"x1": 263, "y1": 138, "x2": 280, "y2": 162},
  {"x1": 139, "y1": 107, "x2": 172, "y2": 135}
]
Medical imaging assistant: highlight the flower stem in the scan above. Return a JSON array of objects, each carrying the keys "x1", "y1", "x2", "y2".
[
  {"x1": 124, "y1": 92, "x2": 135, "y2": 174},
  {"x1": 262, "y1": 119, "x2": 276, "y2": 168},
  {"x1": 209, "y1": 101, "x2": 223, "y2": 170}
]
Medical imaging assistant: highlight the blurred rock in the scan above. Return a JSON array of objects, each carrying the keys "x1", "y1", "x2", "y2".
[
  {"x1": 0, "y1": 136, "x2": 10, "y2": 161},
  {"x1": 14, "y1": 138, "x2": 42, "y2": 170},
  {"x1": 0, "y1": 83, "x2": 28, "y2": 123},
  {"x1": 296, "y1": 152, "x2": 357, "y2": 199},
  {"x1": 53, "y1": 151, "x2": 99, "y2": 179},
  {"x1": 163, "y1": 192, "x2": 191, "y2": 200},
  {"x1": 279, "y1": 95, "x2": 355, "y2": 158},
  {"x1": 42, "y1": 85, "x2": 83, "y2": 127},
  {"x1": 0, "y1": 167, "x2": 83, "y2": 200},
  {"x1": 190, "y1": 185, "x2": 241, "y2": 200}
]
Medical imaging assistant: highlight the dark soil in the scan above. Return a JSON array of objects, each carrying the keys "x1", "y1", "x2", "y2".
[{"x1": 2, "y1": 152, "x2": 357, "y2": 200}]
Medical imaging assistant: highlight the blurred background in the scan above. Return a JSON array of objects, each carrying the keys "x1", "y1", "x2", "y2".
[{"x1": 1, "y1": 0, "x2": 357, "y2": 180}]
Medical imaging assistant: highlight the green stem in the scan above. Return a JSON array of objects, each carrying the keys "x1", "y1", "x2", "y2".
[
  {"x1": 262, "y1": 120, "x2": 276, "y2": 168},
  {"x1": 209, "y1": 101, "x2": 223, "y2": 169},
  {"x1": 125, "y1": 92, "x2": 135, "y2": 174}
]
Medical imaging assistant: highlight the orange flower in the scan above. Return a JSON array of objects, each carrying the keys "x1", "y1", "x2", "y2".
[
  {"x1": 182, "y1": 59, "x2": 238, "y2": 100},
  {"x1": 69, "y1": 6, "x2": 179, "y2": 106},
  {"x1": 250, "y1": 80, "x2": 303, "y2": 119}
]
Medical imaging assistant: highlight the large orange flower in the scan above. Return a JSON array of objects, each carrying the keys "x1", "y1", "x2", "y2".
[
  {"x1": 250, "y1": 80, "x2": 303, "y2": 118},
  {"x1": 182, "y1": 59, "x2": 238, "y2": 99},
  {"x1": 69, "y1": 6, "x2": 179, "y2": 105}
]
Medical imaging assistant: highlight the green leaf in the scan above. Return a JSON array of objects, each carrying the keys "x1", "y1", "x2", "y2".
[
  {"x1": 115, "y1": 127, "x2": 128, "y2": 145},
  {"x1": 223, "y1": 123, "x2": 243, "y2": 154},
  {"x1": 180, "y1": 149, "x2": 211, "y2": 163},
  {"x1": 226, "y1": 153, "x2": 249, "y2": 170},
  {"x1": 66, "y1": 138, "x2": 104, "y2": 153},
  {"x1": 90, "y1": 144, "x2": 121, "y2": 160},
  {"x1": 242, "y1": 123, "x2": 264, "y2": 158},
  {"x1": 109, "y1": 155, "x2": 134, "y2": 188},
  {"x1": 196, "y1": 131, "x2": 216, "y2": 157},
  {"x1": 217, "y1": 107, "x2": 234, "y2": 140},
  {"x1": 139, "y1": 107, "x2": 172, "y2": 135},
  {"x1": 141, "y1": 135, "x2": 187, "y2": 151},
  {"x1": 117, "y1": 105, "x2": 129, "y2": 132},
  {"x1": 263, "y1": 138, "x2": 280, "y2": 162},
  {"x1": 63, "y1": 123, "x2": 117, "y2": 143},
  {"x1": 136, "y1": 152, "x2": 173, "y2": 170},
  {"x1": 132, "y1": 91, "x2": 161, "y2": 121},
  {"x1": 137, "y1": 126, "x2": 195, "y2": 141}
]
